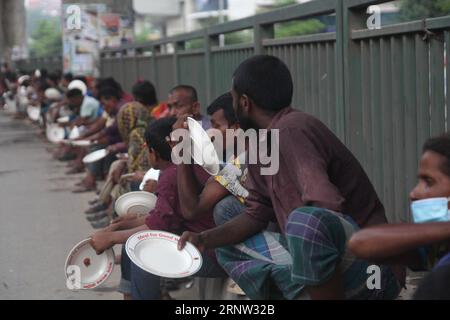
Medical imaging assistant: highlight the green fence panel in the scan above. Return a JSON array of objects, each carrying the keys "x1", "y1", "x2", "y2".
[{"x1": 17, "y1": 0, "x2": 450, "y2": 224}]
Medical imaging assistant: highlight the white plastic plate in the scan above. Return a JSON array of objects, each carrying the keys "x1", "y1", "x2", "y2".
[
  {"x1": 126, "y1": 231, "x2": 202, "y2": 278},
  {"x1": 114, "y1": 191, "x2": 157, "y2": 217},
  {"x1": 186, "y1": 117, "x2": 220, "y2": 175},
  {"x1": 82, "y1": 149, "x2": 109, "y2": 164},
  {"x1": 64, "y1": 238, "x2": 115, "y2": 290}
]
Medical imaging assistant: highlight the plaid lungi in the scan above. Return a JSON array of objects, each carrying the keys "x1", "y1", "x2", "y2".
[{"x1": 216, "y1": 207, "x2": 401, "y2": 300}]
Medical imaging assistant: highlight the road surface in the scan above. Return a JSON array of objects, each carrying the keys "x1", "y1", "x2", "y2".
[
  {"x1": 0, "y1": 110, "x2": 420, "y2": 300},
  {"x1": 0, "y1": 111, "x2": 121, "y2": 300}
]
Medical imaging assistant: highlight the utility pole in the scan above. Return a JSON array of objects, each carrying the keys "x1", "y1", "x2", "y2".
[
  {"x1": 218, "y1": 0, "x2": 225, "y2": 46},
  {"x1": 0, "y1": 0, "x2": 27, "y2": 65}
]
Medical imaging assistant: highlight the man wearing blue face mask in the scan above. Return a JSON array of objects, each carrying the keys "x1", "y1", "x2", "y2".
[{"x1": 349, "y1": 133, "x2": 450, "y2": 276}]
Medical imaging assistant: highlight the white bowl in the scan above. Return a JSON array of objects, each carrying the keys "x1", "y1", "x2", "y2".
[
  {"x1": 27, "y1": 106, "x2": 41, "y2": 122},
  {"x1": 57, "y1": 116, "x2": 70, "y2": 124},
  {"x1": 114, "y1": 191, "x2": 157, "y2": 217},
  {"x1": 82, "y1": 149, "x2": 109, "y2": 164},
  {"x1": 187, "y1": 117, "x2": 220, "y2": 175},
  {"x1": 71, "y1": 140, "x2": 92, "y2": 147},
  {"x1": 46, "y1": 125, "x2": 66, "y2": 143}
]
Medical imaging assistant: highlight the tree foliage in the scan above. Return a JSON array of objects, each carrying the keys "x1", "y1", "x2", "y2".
[
  {"x1": 399, "y1": 0, "x2": 450, "y2": 21},
  {"x1": 29, "y1": 19, "x2": 62, "y2": 58},
  {"x1": 270, "y1": 0, "x2": 326, "y2": 38}
]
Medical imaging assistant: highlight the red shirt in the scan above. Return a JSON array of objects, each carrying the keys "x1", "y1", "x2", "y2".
[
  {"x1": 145, "y1": 164, "x2": 216, "y2": 234},
  {"x1": 244, "y1": 107, "x2": 387, "y2": 233},
  {"x1": 122, "y1": 92, "x2": 134, "y2": 103}
]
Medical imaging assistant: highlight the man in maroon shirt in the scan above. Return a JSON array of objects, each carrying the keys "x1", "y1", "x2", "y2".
[
  {"x1": 179, "y1": 55, "x2": 401, "y2": 299},
  {"x1": 72, "y1": 87, "x2": 127, "y2": 193},
  {"x1": 90, "y1": 117, "x2": 226, "y2": 300}
]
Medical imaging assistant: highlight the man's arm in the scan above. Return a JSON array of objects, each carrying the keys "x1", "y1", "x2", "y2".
[
  {"x1": 109, "y1": 215, "x2": 147, "y2": 231},
  {"x1": 73, "y1": 116, "x2": 91, "y2": 127},
  {"x1": 348, "y1": 222, "x2": 450, "y2": 266},
  {"x1": 107, "y1": 142, "x2": 127, "y2": 154},
  {"x1": 177, "y1": 164, "x2": 229, "y2": 220},
  {"x1": 178, "y1": 212, "x2": 266, "y2": 251},
  {"x1": 78, "y1": 117, "x2": 106, "y2": 139},
  {"x1": 91, "y1": 224, "x2": 148, "y2": 255},
  {"x1": 85, "y1": 127, "x2": 107, "y2": 142}
]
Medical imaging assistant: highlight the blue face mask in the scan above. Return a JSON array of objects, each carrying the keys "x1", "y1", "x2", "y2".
[{"x1": 411, "y1": 197, "x2": 450, "y2": 224}]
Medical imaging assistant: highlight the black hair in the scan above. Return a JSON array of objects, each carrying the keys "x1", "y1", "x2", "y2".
[
  {"x1": 97, "y1": 77, "x2": 123, "y2": 94},
  {"x1": 170, "y1": 85, "x2": 198, "y2": 102},
  {"x1": 145, "y1": 117, "x2": 177, "y2": 162},
  {"x1": 63, "y1": 72, "x2": 74, "y2": 82},
  {"x1": 423, "y1": 132, "x2": 450, "y2": 177},
  {"x1": 73, "y1": 76, "x2": 87, "y2": 85},
  {"x1": 66, "y1": 88, "x2": 83, "y2": 98},
  {"x1": 36, "y1": 80, "x2": 50, "y2": 92},
  {"x1": 207, "y1": 92, "x2": 237, "y2": 125},
  {"x1": 40, "y1": 69, "x2": 48, "y2": 79},
  {"x1": 5, "y1": 71, "x2": 17, "y2": 83},
  {"x1": 47, "y1": 72, "x2": 60, "y2": 85},
  {"x1": 98, "y1": 86, "x2": 122, "y2": 101},
  {"x1": 413, "y1": 266, "x2": 450, "y2": 300},
  {"x1": 232, "y1": 55, "x2": 293, "y2": 111},
  {"x1": 132, "y1": 80, "x2": 158, "y2": 106}
]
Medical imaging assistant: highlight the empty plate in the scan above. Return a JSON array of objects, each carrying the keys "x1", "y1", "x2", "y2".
[
  {"x1": 46, "y1": 125, "x2": 66, "y2": 143},
  {"x1": 82, "y1": 149, "x2": 109, "y2": 164},
  {"x1": 114, "y1": 191, "x2": 157, "y2": 217},
  {"x1": 65, "y1": 238, "x2": 115, "y2": 290},
  {"x1": 71, "y1": 140, "x2": 92, "y2": 147},
  {"x1": 186, "y1": 117, "x2": 220, "y2": 175},
  {"x1": 126, "y1": 231, "x2": 202, "y2": 278},
  {"x1": 57, "y1": 116, "x2": 70, "y2": 124},
  {"x1": 27, "y1": 106, "x2": 41, "y2": 121},
  {"x1": 69, "y1": 126, "x2": 80, "y2": 140}
]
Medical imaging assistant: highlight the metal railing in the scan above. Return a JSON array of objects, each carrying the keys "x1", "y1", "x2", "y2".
[
  {"x1": 22, "y1": 0, "x2": 450, "y2": 224},
  {"x1": 14, "y1": 56, "x2": 63, "y2": 74}
]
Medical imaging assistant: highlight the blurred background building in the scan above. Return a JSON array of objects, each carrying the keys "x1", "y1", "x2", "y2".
[
  {"x1": 6, "y1": 0, "x2": 450, "y2": 73},
  {"x1": 0, "y1": 0, "x2": 27, "y2": 64}
]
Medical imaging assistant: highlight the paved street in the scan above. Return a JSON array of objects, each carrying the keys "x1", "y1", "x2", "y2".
[
  {"x1": 0, "y1": 111, "x2": 121, "y2": 300},
  {"x1": 0, "y1": 110, "x2": 422, "y2": 300}
]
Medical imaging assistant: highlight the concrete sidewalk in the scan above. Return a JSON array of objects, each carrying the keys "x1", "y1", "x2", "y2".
[
  {"x1": 0, "y1": 110, "x2": 421, "y2": 300},
  {"x1": 0, "y1": 111, "x2": 122, "y2": 299}
]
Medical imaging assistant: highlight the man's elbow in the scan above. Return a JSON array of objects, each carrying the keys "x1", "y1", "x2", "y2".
[
  {"x1": 348, "y1": 232, "x2": 375, "y2": 261},
  {"x1": 182, "y1": 207, "x2": 200, "y2": 221}
]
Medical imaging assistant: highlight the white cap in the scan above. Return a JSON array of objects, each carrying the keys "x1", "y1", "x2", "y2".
[
  {"x1": 45, "y1": 88, "x2": 62, "y2": 100},
  {"x1": 68, "y1": 80, "x2": 88, "y2": 95},
  {"x1": 34, "y1": 70, "x2": 41, "y2": 78},
  {"x1": 18, "y1": 75, "x2": 30, "y2": 85}
]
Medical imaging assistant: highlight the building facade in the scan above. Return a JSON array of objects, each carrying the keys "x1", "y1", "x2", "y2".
[{"x1": 0, "y1": 0, "x2": 27, "y2": 64}]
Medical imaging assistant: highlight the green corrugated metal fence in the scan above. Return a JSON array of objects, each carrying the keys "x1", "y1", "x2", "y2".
[
  {"x1": 21, "y1": 0, "x2": 450, "y2": 224},
  {"x1": 100, "y1": 0, "x2": 450, "y2": 223}
]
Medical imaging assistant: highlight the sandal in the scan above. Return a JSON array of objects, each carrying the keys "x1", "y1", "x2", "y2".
[
  {"x1": 75, "y1": 180, "x2": 86, "y2": 187},
  {"x1": 66, "y1": 167, "x2": 85, "y2": 175},
  {"x1": 90, "y1": 216, "x2": 111, "y2": 229},
  {"x1": 85, "y1": 202, "x2": 108, "y2": 214},
  {"x1": 72, "y1": 185, "x2": 97, "y2": 193},
  {"x1": 86, "y1": 212, "x2": 108, "y2": 222},
  {"x1": 88, "y1": 198, "x2": 100, "y2": 206}
]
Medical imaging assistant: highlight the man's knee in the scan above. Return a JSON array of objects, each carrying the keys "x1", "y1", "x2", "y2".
[
  {"x1": 130, "y1": 263, "x2": 161, "y2": 300},
  {"x1": 213, "y1": 195, "x2": 245, "y2": 226},
  {"x1": 285, "y1": 207, "x2": 351, "y2": 250}
]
